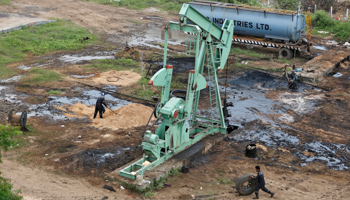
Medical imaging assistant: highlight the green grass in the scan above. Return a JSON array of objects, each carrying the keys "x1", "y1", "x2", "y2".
[
  {"x1": 168, "y1": 167, "x2": 181, "y2": 177},
  {"x1": 0, "y1": 20, "x2": 95, "y2": 78},
  {"x1": 24, "y1": 69, "x2": 63, "y2": 85},
  {"x1": 311, "y1": 10, "x2": 350, "y2": 42},
  {"x1": 0, "y1": 0, "x2": 11, "y2": 5},
  {"x1": 230, "y1": 62, "x2": 282, "y2": 72},
  {"x1": 217, "y1": 177, "x2": 234, "y2": 184},
  {"x1": 47, "y1": 90, "x2": 62, "y2": 95},
  {"x1": 277, "y1": 59, "x2": 292, "y2": 64},
  {"x1": 132, "y1": 77, "x2": 157, "y2": 101},
  {"x1": 86, "y1": 58, "x2": 139, "y2": 72},
  {"x1": 231, "y1": 47, "x2": 271, "y2": 59}
]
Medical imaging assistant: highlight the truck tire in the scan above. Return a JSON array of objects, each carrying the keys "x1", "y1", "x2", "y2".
[
  {"x1": 279, "y1": 48, "x2": 293, "y2": 59},
  {"x1": 236, "y1": 174, "x2": 257, "y2": 195}
]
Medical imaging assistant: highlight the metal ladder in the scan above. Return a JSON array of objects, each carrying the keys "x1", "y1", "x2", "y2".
[{"x1": 206, "y1": 45, "x2": 222, "y2": 126}]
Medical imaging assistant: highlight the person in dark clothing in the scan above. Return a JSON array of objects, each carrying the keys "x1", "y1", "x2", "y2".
[
  {"x1": 93, "y1": 93, "x2": 108, "y2": 119},
  {"x1": 250, "y1": 166, "x2": 274, "y2": 199}
]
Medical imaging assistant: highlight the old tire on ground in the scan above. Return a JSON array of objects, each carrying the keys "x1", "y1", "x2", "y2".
[
  {"x1": 279, "y1": 48, "x2": 293, "y2": 59},
  {"x1": 236, "y1": 174, "x2": 257, "y2": 195}
]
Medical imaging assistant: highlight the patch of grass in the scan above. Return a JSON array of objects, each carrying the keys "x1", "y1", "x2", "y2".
[
  {"x1": 311, "y1": 10, "x2": 350, "y2": 42},
  {"x1": 171, "y1": 78, "x2": 187, "y2": 90},
  {"x1": 216, "y1": 170, "x2": 224, "y2": 176},
  {"x1": 24, "y1": 69, "x2": 63, "y2": 85},
  {"x1": 0, "y1": 0, "x2": 11, "y2": 5},
  {"x1": 168, "y1": 167, "x2": 181, "y2": 177},
  {"x1": 0, "y1": 19, "x2": 96, "y2": 78},
  {"x1": 86, "y1": 58, "x2": 139, "y2": 72},
  {"x1": 47, "y1": 90, "x2": 62, "y2": 95},
  {"x1": 217, "y1": 177, "x2": 234, "y2": 184},
  {"x1": 230, "y1": 62, "x2": 282, "y2": 72},
  {"x1": 231, "y1": 47, "x2": 271, "y2": 59},
  {"x1": 132, "y1": 77, "x2": 157, "y2": 100},
  {"x1": 337, "y1": 92, "x2": 344, "y2": 97},
  {"x1": 277, "y1": 59, "x2": 292, "y2": 64}
]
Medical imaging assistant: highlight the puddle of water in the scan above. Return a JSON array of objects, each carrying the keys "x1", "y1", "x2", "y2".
[
  {"x1": 77, "y1": 146, "x2": 141, "y2": 170},
  {"x1": 1, "y1": 85, "x2": 130, "y2": 120},
  {"x1": 233, "y1": 126, "x2": 300, "y2": 147},
  {"x1": 59, "y1": 55, "x2": 115, "y2": 64},
  {"x1": 30, "y1": 63, "x2": 52, "y2": 68},
  {"x1": 70, "y1": 74, "x2": 94, "y2": 79},
  {"x1": 0, "y1": 86, "x2": 7, "y2": 91},
  {"x1": 278, "y1": 93, "x2": 322, "y2": 115},
  {"x1": 279, "y1": 113, "x2": 294, "y2": 123},
  {"x1": 123, "y1": 23, "x2": 188, "y2": 50},
  {"x1": 313, "y1": 45, "x2": 328, "y2": 51},
  {"x1": 0, "y1": 75, "x2": 22, "y2": 83},
  {"x1": 47, "y1": 87, "x2": 130, "y2": 111},
  {"x1": 16, "y1": 65, "x2": 31, "y2": 71},
  {"x1": 299, "y1": 141, "x2": 350, "y2": 170}
]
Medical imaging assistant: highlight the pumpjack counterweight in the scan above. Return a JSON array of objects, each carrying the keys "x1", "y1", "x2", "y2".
[{"x1": 119, "y1": 4, "x2": 234, "y2": 180}]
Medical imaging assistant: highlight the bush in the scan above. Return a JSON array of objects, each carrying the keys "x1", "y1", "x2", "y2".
[
  {"x1": 311, "y1": 10, "x2": 336, "y2": 28},
  {"x1": 0, "y1": 124, "x2": 22, "y2": 162},
  {"x1": 0, "y1": 175, "x2": 22, "y2": 200},
  {"x1": 0, "y1": 125, "x2": 23, "y2": 200},
  {"x1": 311, "y1": 10, "x2": 350, "y2": 42},
  {"x1": 273, "y1": 0, "x2": 300, "y2": 10}
]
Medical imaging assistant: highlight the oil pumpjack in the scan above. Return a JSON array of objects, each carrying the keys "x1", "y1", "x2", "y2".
[{"x1": 119, "y1": 4, "x2": 234, "y2": 180}]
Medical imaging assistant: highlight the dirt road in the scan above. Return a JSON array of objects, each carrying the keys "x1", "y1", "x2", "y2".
[{"x1": 3, "y1": 0, "x2": 174, "y2": 34}]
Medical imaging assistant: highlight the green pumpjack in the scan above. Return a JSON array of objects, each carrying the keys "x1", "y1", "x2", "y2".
[{"x1": 119, "y1": 3, "x2": 234, "y2": 180}]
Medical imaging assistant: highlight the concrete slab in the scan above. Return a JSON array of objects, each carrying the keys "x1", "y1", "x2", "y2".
[
  {"x1": 298, "y1": 51, "x2": 350, "y2": 83},
  {"x1": 0, "y1": 12, "x2": 54, "y2": 34},
  {"x1": 108, "y1": 133, "x2": 224, "y2": 190}
]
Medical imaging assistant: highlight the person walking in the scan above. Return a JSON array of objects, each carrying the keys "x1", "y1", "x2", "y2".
[
  {"x1": 250, "y1": 166, "x2": 274, "y2": 199},
  {"x1": 93, "y1": 93, "x2": 108, "y2": 119}
]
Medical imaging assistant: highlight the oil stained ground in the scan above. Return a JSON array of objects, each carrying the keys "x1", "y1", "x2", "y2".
[
  {"x1": 75, "y1": 146, "x2": 142, "y2": 174},
  {"x1": 223, "y1": 71, "x2": 349, "y2": 170}
]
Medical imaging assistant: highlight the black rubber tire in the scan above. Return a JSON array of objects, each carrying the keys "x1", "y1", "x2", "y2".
[
  {"x1": 170, "y1": 89, "x2": 186, "y2": 100},
  {"x1": 236, "y1": 174, "x2": 257, "y2": 195},
  {"x1": 279, "y1": 48, "x2": 293, "y2": 59}
]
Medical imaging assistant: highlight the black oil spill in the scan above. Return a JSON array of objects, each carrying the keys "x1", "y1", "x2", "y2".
[
  {"x1": 76, "y1": 146, "x2": 142, "y2": 172},
  {"x1": 223, "y1": 71, "x2": 349, "y2": 170}
]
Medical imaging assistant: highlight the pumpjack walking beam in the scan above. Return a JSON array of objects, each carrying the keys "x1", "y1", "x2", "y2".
[{"x1": 119, "y1": 4, "x2": 234, "y2": 180}]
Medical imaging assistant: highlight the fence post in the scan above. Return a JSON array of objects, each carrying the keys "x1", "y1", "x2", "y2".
[
  {"x1": 347, "y1": 9, "x2": 349, "y2": 20},
  {"x1": 330, "y1": 6, "x2": 333, "y2": 19},
  {"x1": 314, "y1": 4, "x2": 317, "y2": 12}
]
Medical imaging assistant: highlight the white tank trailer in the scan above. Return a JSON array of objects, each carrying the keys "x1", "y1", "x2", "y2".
[{"x1": 188, "y1": 1, "x2": 312, "y2": 59}]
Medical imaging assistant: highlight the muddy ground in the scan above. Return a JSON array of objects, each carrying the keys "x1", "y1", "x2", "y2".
[{"x1": 1, "y1": 0, "x2": 350, "y2": 200}]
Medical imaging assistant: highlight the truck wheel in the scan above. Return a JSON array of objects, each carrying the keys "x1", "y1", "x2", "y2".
[
  {"x1": 279, "y1": 48, "x2": 293, "y2": 59},
  {"x1": 236, "y1": 174, "x2": 257, "y2": 195}
]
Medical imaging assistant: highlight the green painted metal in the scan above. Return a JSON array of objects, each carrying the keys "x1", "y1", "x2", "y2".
[{"x1": 119, "y1": 4, "x2": 234, "y2": 180}]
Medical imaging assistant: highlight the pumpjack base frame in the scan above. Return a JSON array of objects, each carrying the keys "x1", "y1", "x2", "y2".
[
  {"x1": 119, "y1": 123, "x2": 226, "y2": 180},
  {"x1": 110, "y1": 132, "x2": 224, "y2": 189}
]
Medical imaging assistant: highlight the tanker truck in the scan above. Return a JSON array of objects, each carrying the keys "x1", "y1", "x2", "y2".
[{"x1": 188, "y1": 1, "x2": 311, "y2": 59}]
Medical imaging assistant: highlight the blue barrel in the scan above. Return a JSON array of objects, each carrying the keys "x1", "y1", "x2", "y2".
[{"x1": 188, "y1": 1, "x2": 306, "y2": 43}]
